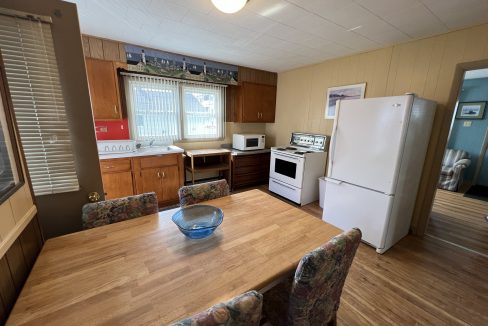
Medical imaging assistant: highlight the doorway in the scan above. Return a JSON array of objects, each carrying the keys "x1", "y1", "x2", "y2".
[{"x1": 426, "y1": 68, "x2": 488, "y2": 256}]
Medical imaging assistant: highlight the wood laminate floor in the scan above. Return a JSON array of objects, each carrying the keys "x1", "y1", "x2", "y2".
[
  {"x1": 236, "y1": 185, "x2": 488, "y2": 325},
  {"x1": 427, "y1": 188, "x2": 488, "y2": 256}
]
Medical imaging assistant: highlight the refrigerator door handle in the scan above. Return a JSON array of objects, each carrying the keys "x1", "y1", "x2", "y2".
[
  {"x1": 323, "y1": 177, "x2": 342, "y2": 185},
  {"x1": 328, "y1": 100, "x2": 341, "y2": 174}
]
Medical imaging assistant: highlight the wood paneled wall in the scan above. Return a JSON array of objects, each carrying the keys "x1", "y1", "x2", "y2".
[
  {"x1": 238, "y1": 66, "x2": 277, "y2": 86},
  {"x1": 267, "y1": 23, "x2": 488, "y2": 235},
  {"x1": 0, "y1": 217, "x2": 43, "y2": 324},
  {"x1": 82, "y1": 35, "x2": 125, "y2": 62}
]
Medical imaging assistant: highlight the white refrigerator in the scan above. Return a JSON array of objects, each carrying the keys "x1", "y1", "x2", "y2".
[{"x1": 322, "y1": 95, "x2": 436, "y2": 254}]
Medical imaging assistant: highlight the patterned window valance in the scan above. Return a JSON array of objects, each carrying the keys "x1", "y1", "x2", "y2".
[{"x1": 125, "y1": 45, "x2": 238, "y2": 85}]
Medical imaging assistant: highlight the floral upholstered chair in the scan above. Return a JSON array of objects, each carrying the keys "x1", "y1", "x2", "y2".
[
  {"x1": 169, "y1": 291, "x2": 263, "y2": 326},
  {"x1": 81, "y1": 192, "x2": 158, "y2": 230},
  {"x1": 262, "y1": 228, "x2": 362, "y2": 326},
  {"x1": 178, "y1": 179, "x2": 230, "y2": 207}
]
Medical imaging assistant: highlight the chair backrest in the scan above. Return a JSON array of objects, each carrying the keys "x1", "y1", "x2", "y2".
[
  {"x1": 178, "y1": 179, "x2": 230, "y2": 207},
  {"x1": 288, "y1": 228, "x2": 362, "y2": 325},
  {"x1": 443, "y1": 148, "x2": 469, "y2": 167},
  {"x1": 169, "y1": 291, "x2": 263, "y2": 326},
  {"x1": 81, "y1": 192, "x2": 158, "y2": 230}
]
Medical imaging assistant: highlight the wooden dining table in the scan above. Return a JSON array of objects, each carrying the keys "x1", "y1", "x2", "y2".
[{"x1": 7, "y1": 189, "x2": 342, "y2": 325}]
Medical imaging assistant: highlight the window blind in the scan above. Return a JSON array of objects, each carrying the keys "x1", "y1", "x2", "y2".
[
  {"x1": 125, "y1": 74, "x2": 181, "y2": 143},
  {"x1": 182, "y1": 84, "x2": 225, "y2": 140},
  {"x1": 124, "y1": 73, "x2": 226, "y2": 142},
  {"x1": 0, "y1": 14, "x2": 79, "y2": 195}
]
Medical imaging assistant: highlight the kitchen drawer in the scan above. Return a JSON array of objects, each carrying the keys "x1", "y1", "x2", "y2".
[
  {"x1": 233, "y1": 153, "x2": 270, "y2": 167},
  {"x1": 100, "y1": 158, "x2": 131, "y2": 172},
  {"x1": 233, "y1": 164, "x2": 269, "y2": 176},
  {"x1": 139, "y1": 154, "x2": 178, "y2": 169},
  {"x1": 233, "y1": 172, "x2": 269, "y2": 188}
]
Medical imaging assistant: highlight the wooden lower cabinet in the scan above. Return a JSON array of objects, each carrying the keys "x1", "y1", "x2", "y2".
[
  {"x1": 101, "y1": 171, "x2": 134, "y2": 199},
  {"x1": 100, "y1": 158, "x2": 134, "y2": 199},
  {"x1": 100, "y1": 153, "x2": 184, "y2": 207},
  {"x1": 231, "y1": 152, "x2": 270, "y2": 190}
]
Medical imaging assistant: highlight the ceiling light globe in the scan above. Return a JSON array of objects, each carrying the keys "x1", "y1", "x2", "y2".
[{"x1": 211, "y1": 0, "x2": 248, "y2": 14}]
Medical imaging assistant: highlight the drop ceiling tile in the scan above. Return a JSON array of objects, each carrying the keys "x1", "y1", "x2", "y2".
[
  {"x1": 354, "y1": 0, "x2": 423, "y2": 17},
  {"x1": 166, "y1": 0, "x2": 215, "y2": 14},
  {"x1": 147, "y1": 1, "x2": 189, "y2": 22},
  {"x1": 67, "y1": 0, "x2": 488, "y2": 72},
  {"x1": 355, "y1": 20, "x2": 411, "y2": 44}
]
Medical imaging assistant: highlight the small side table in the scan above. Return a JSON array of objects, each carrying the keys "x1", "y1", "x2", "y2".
[{"x1": 184, "y1": 149, "x2": 231, "y2": 185}]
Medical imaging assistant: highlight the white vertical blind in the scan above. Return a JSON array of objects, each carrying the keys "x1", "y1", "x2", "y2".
[
  {"x1": 0, "y1": 14, "x2": 79, "y2": 195},
  {"x1": 124, "y1": 73, "x2": 225, "y2": 142},
  {"x1": 125, "y1": 74, "x2": 180, "y2": 143},
  {"x1": 182, "y1": 84, "x2": 225, "y2": 140}
]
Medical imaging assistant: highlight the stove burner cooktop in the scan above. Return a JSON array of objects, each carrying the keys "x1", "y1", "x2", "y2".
[
  {"x1": 277, "y1": 147, "x2": 286, "y2": 151},
  {"x1": 286, "y1": 146, "x2": 297, "y2": 150}
]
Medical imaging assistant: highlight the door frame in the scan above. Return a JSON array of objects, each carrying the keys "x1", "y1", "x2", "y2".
[{"x1": 415, "y1": 59, "x2": 488, "y2": 236}]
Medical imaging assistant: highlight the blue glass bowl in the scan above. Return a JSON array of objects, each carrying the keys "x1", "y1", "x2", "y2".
[{"x1": 172, "y1": 205, "x2": 224, "y2": 239}]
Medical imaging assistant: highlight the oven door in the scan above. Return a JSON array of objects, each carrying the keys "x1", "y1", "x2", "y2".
[{"x1": 270, "y1": 151, "x2": 304, "y2": 188}]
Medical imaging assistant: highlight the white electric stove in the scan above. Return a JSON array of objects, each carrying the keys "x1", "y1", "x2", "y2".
[{"x1": 269, "y1": 132, "x2": 329, "y2": 205}]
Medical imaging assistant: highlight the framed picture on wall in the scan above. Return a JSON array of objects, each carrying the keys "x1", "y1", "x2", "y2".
[
  {"x1": 456, "y1": 102, "x2": 486, "y2": 119},
  {"x1": 324, "y1": 83, "x2": 366, "y2": 119}
]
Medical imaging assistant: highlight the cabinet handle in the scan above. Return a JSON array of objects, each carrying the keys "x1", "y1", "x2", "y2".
[
  {"x1": 162, "y1": 171, "x2": 165, "y2": 178},
  {"x1": 114, "y1": 105, "x2": 118, "y2": 114},
  {"x1": 104, "y1": 165, "x2": 114, "y2": 169},
  {"x1": 157, "y1": 171, "x2": 161, "y2": 178}
]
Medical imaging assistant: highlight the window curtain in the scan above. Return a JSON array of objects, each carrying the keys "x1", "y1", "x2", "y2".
[
  {"x1": 125, "y1": 74, "x2": 181, "y2": 143},
  {"x1": 124, "y1": 73, "x2": 226, "y2": 142},
  {"x1": 181, "y1": 83, "x2": 225, "y2": 140}
]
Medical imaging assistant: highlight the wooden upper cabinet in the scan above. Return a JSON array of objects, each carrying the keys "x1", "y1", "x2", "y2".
[
  {"x1": 85, "y1": 58, "x2": 125, "y2": 120},
  {"x1": 227, "y1": 82, "x2": 276, "y2": 123}
]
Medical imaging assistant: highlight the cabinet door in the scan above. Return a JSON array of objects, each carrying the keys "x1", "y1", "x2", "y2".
[
  {"x1": 140, "y1": 168, "x2": 164, "y2": 203},
  {"x1": 85, "y1": 58, "x2": 122, "y2": 120},
  {"x1": 102, "y1": 171, "x2": 134, "y2": 199},
  {"x1": 259, "y1": 84, "x2": 276, "y2": 122},
  {"x1": 241, "y1": 82, "x2": 262, "y2": 122},
  {"x1": 161, "y1": 165, "x2": 180, "y2": 202},
  {"x1": 240, "y1": 82, "x2": 276, "y2": 123}
]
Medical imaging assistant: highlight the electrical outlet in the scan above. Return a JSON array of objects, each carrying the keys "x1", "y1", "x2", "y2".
[{"x1": 463, "y1": 121, "x2": 472, "y2": 127}]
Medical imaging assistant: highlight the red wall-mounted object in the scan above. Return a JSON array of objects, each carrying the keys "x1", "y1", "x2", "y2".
[{"x1": 94, "y1": 119, "x2": 130, "y2": 140}]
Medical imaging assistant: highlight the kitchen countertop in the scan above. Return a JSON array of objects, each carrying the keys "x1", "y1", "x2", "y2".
[
  {"x1": 99, "y1": 145, "x2": 184, "y2": 160},
  {"x1": 231, "y1": 148, "x2": 271, "y2": 156}
]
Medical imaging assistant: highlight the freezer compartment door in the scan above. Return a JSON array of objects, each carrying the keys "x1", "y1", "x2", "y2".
[
  {"x1": 322, "y1": 178, "x2": 393, "y2": 249},
  {"x1": 328, "y1": 95, "x2": 412, "y2": 194}
]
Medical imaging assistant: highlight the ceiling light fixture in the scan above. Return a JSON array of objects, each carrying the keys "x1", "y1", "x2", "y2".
[{"x1": 211, "y1": 0, "x2": 248, "y2": 14}]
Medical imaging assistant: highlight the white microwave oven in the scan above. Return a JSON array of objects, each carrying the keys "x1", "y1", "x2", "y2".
[{"x1": 232, "y1": 134, "x2": 265, "y2": 151}]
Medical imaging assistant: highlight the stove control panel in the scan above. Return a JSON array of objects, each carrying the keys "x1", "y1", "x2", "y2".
[{"x1": 290, "y1": 132, "x2": 328, "y2": 151}]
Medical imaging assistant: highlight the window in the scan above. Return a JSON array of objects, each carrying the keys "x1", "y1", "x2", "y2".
[
  {"x1": 182, "y1": 85, "x2": 224, "y2": 140},
  {"x1": 124, "y1": 74, "x2": 225, "y2": 142},
  {"x1": 0, "y1": 11, "x2": 79, "y2": 196},
  {"x1": 0, "y1": 89, "x2": 21, "y2": 202}
]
